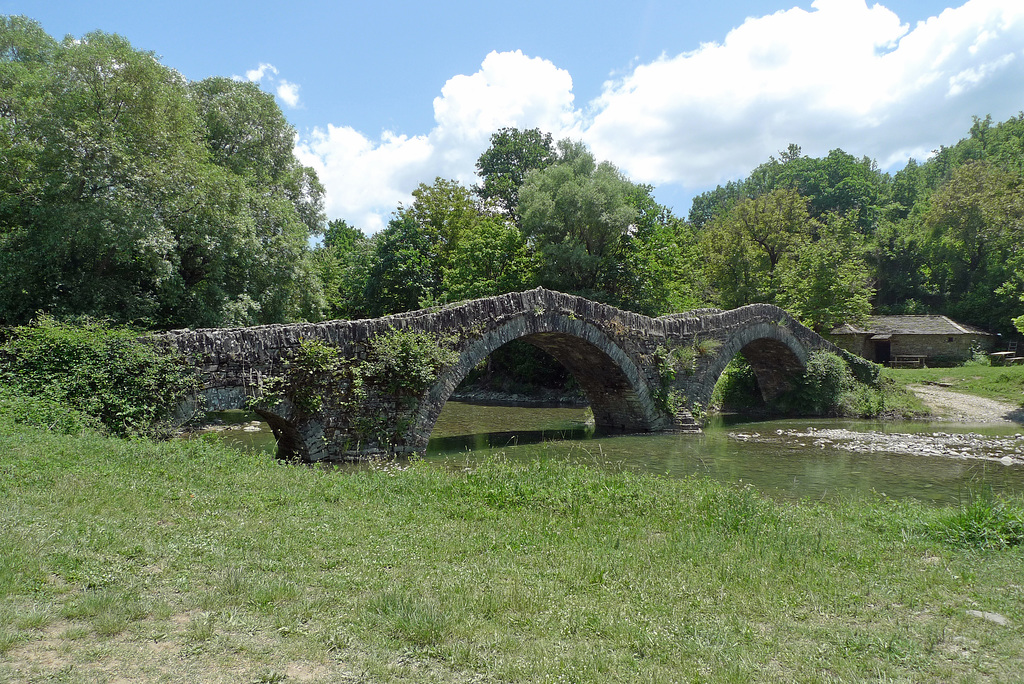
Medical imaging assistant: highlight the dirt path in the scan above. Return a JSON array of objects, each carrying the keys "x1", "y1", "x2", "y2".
[{"x1": 908, "y1": 384, "x2": 1024, "y2": 425}]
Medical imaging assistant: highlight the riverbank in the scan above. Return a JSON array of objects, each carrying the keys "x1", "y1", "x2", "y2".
[
  {"x1": 888, "y1": 365, "x2": 1024, "y2": 422},
  {"x1": 908, "y1": 383, "x2": 1024, "y2": 424},
  {"x1": 2, "y1": 417, "x2": 1022, "y2": 682}
]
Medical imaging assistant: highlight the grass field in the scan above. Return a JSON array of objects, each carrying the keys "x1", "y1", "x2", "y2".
[
  {"x1": 2, "y1": 417, "x2": 1023, "y2": 683},
  {"x1": 886, "y1": 364, "x2": 1024, "y2": 407}
]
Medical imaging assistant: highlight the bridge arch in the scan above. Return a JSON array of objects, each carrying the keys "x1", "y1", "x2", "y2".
[
  {"x1": 689, "y1": 320, "x2": 810, "y2": 409},
  {"x1": 407, "y1": 312, "x2": 667, "y2": 449}
]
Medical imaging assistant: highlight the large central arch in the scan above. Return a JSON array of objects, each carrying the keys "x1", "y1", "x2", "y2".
[{"x1": 407, "y1": 312, "x2": 668, "y2": 449}]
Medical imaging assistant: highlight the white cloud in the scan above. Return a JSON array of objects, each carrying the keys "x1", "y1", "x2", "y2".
[
  {"x1": 297, "y1": 0, "x2": 1024, "y2": 231},
  {"x1": 584, "y1": 0, "x2": 1024, "y2": 187},
  {"x1": 276, "y1": 80, "x2": 301, "y2": 108},
  {"x1": 244, "y1": 62, "x2": 278, "y2": 82},
  {"x1": 296, "y1": 50, "x2": 578, "y2": 233},
  {"x1": 235, "y1": 62, "x2": 302, "y2": 108}
]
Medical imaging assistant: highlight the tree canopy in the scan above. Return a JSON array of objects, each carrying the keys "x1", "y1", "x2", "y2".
[
  {"x1": 0, "y1": 17, "x2": 325, "y2": 328},
  {"x1": 4, "y1": 12, "x2": 1024, "y2": 342}
]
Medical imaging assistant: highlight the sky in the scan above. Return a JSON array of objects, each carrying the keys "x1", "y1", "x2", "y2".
[{"x1": 4, "y1": 0, "x2": 1024, "y2": 233}]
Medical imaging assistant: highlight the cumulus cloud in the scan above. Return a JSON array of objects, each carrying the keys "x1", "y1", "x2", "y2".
[
  {"x1": 244, "y1": 62, "x2": 278, "y2": 82},
  {"x1": 297, "y1": 0, "x2": 1024, "y2": 231},
  {"x1": 236, "y1": 62, "x2": 302, "y2": 108},
  {"x1": 276, "y1": 80, "x2": 301, "y2": 108},
  {"x1": 295, "y1": 50, "x2": 578, "y2": 233},
  {"x1": 584, "y1": 0, "x2": 1024, "y2": 187}
]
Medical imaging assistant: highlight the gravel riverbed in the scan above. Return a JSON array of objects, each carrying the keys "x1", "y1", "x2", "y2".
[{"x1": 729, "y1": 385, "x2": 1024, "y2": 466}]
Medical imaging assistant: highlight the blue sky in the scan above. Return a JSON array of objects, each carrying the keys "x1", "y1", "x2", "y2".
[{"x1": 4, "y1": 1, "x2": 1023, "y2": 232}]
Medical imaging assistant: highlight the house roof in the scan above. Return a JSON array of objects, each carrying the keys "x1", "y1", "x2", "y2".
[{"x1": 831, "y1": 315, "x2": 992, "y2": 337}]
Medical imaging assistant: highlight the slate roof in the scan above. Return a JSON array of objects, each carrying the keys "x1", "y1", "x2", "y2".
[{"x1": 831, "y1": 315, "x2": 992, "y2": 337}]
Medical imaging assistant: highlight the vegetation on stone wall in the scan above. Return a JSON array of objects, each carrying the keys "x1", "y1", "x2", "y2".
[
  {"x1": 358, "y1": 329, "x2": 460, "y2": 397},
  {"x1": 252, "y1": 328, "x2": 459, "y2": 451}
]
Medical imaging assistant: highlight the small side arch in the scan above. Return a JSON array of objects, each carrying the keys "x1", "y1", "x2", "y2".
[
  {"x1": 692, "y1": 322, "x2": 809, "y2": 408},
  {"x1": 406, "y1": 313, "x2": 669, "y2": 449}
]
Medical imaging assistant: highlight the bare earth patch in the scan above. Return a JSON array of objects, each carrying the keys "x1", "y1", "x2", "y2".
[{"x1": 908, "y1": 384, "x2": 1024, "y2": 424}]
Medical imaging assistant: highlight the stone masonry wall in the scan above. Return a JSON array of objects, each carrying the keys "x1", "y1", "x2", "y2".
[{"x1": 155, "y1": 288, "x2": 868, "y2": 461}]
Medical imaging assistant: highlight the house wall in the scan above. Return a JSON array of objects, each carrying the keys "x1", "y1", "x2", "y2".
[
  {"x1": 830, "y1": 334, "x2": 870, "y2": 358},
  {"x1": 831, "y1": 333, "x2": 991, "y2": 365},
  {"x1": 890, "y1": 334, "x2": 990, "y2": 363}
]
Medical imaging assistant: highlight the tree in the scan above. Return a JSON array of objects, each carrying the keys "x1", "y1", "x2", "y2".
[
  {"x1": 475, "y1": 127, "x2": 555, "y2": 222},
  {"x1": 404, "y1": 177, "x2": 481, "y2": 269},
  {"x1": 314, "y1": 219, "x2": 372, "y2": 319},
  {"x1": 700, "y1": 188, "x2": 813, "y2": 308},
  {"x1": 922, "y1": 161, "x2": 1024, "y2": 332},
  {"x1": 777, "y1": 212, "x2": 874, "y2": 333},
  {"x1": 362, "y1": 213, "x2": 440, "y2": 316},
  {"x1": 442, "y1": 216, "x2": 536, "y2": 301},
  {"x1": 519, "y1": 140, "x2": 656, "y2": 304},
  {"x1": 0, "y1": 24, "x2": 211, "y2": 325},
  {"x1": 0, "y1": 19, "x2": 325, "y2": 328},
  {"x1": 188, "y1": 76, "x2": 326, "y2": 325}
]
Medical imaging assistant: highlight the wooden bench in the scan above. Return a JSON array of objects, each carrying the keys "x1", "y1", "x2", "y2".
[{"x1": 890, "y1": 355, "x2": 926, "y2": 368}]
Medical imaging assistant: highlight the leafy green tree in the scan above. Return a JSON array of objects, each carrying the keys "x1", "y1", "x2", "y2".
[
  {"x1": 0, "y1": 25, "x2": 205, "y2": 325},
  {"x1": 0, "y1": 19, "x2": 325, "y2": 328},
  {"x1": 405, "y1": 177, "x2": 481, "y2": 268},
  {"x1": 323, "y1": 218, "x2": 365, "y2": 254},
  {"x1": 314, "y1": 219, "x2": 372, "y2": 319},
  {"x1": 688, "y1": 179, "x2": 744, "y2": 229},
  {"x1": 362, "y1": 213, "x2": 440, "y2": 316},
  {"x1": 519, "y1": 140, "x2": 659, "y2": 304},
  {"x1": 475, "y1": 127, "x2": 555, "y2": 222},
  {"x1": 870, "y1": 218, "x2": 931, "y2": 314},
  {"x1": 633, "y1": 218, "x2": 714, "y2": 313},
  {"x1": 691, "y1": 145, "x2": 892, "y2": 236},
  {"x1": 188, "y1": 76, "x2": 326, "y2": 325},
  {"x1": 442, "y1": 215, "x2": 536, "y2": 301},
  {"x1": 700, "y1": 188, "x2": 813, "y2": 308},
  {"x1": 776, "y1": 212, "x2": 874, "y2": 333},
  {"x1": 922, "y1": 161, "x2": 1024, "y2": 332}
]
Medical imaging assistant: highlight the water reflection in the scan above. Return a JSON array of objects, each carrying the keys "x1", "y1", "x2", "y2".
[
  {"x1": 197, "y1": 402, "x2": 1024, "y2": 505},
  {"x1": 427, "y1": 403, "x2": 593, "y2": 453}
]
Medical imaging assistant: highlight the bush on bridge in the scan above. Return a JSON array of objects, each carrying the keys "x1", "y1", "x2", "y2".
[{"x1": 0, "y1": 317, "x2": 197, "y2": 437}]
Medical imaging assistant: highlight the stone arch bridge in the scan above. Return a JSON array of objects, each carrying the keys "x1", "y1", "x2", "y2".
[{"x1": 156, "y1": 288, "x2": 874, "y2": 461}]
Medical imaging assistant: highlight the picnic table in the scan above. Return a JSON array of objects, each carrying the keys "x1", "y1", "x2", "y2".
[
  {"x1": 990, "y1": 351, "x2": 1018, "y2": 366},
  {"x1": 890, "y1": 354, "x2": 927, "y2": 368}
]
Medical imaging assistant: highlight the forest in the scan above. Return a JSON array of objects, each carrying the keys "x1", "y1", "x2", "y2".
[{"x1": 3, "y1": 15, "x2": 1024, "y2": 340}]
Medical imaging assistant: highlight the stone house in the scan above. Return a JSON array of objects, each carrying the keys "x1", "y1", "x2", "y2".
[{"x1": 830, "y1": 315, "x2": 993, "y2": 366}]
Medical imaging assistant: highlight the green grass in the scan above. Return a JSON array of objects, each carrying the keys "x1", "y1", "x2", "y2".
[
  {"x1": 1, "y1": 418, "x2": 1023, "y2": 682},
  {"x1": 887, "y1": 364, "x2": 1024, "y2": 406}
]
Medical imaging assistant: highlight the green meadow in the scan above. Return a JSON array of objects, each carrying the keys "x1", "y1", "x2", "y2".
[{"x1": 2, "y1": 418, "x2": 1022, "y2": 683}]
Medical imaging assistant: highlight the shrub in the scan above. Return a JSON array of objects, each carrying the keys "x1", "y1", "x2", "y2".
[
  {"x1": 783, "y1": 351, "x2": 855, "y2": 415},
  {"x1": 0, "y1": 317, "x2": 197, "y2": 437},
  {"x1": 711, "y1": 355, "x2": 763, "y2": 410},
  {"x1": 0, "y1": 384, "x2": 97, "y2": 434}
]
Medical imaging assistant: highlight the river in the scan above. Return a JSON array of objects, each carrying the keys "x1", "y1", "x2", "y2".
[{"x1": 201, "y1": 402, "x2": 1024, "y2": 505}]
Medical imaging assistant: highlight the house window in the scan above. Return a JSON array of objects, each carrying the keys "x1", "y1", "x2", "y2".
[{"x1": 947, "y1": 337, "x2": 954, "y2": 342}]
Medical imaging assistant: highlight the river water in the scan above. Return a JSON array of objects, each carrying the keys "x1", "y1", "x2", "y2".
[{"x1": 202, "y1": 402, "x2": 1024, "y2": 505}]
